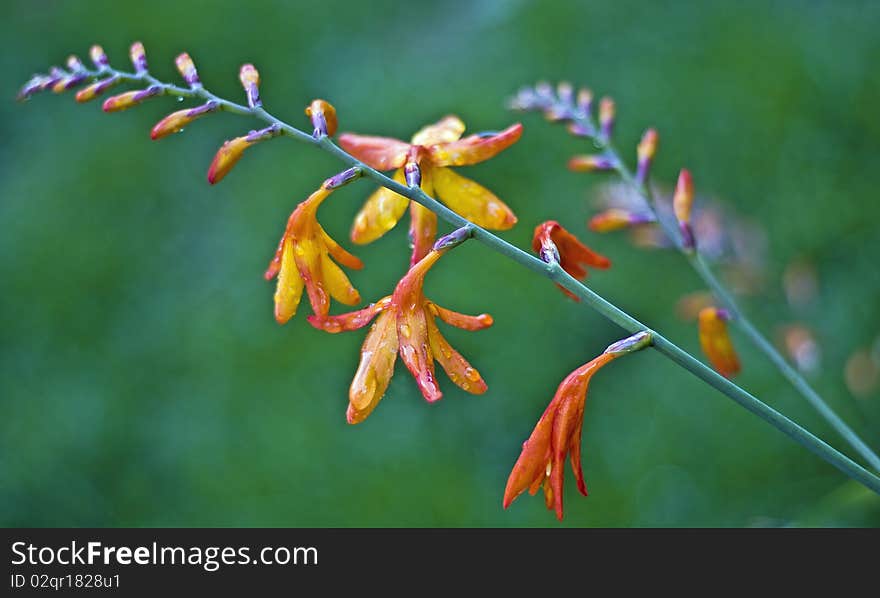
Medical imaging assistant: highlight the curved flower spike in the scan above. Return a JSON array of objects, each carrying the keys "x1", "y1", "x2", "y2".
[
  {"x1": 306, "y1": 99, "x2": 337, "y2": 138},
  {"x1": 698, "y1": 307, "x2": 740, "y2": 378},
  {"x1": 504, "y1": 331, "x2": 651, "y2": 520},
  {"x1": 207, "y1": 124, "x2": 281, "y2": 184},
  {"x1": 532, "y1": 221, "x2": 611, "y2": 300},
  {"x1": 151, "y1": 101, "x2": 219, "y2": 140},
  {"x1": 307, "y1": 248, "x2": 492, "y2": 424},
  {"x1": 264, "y1": 182, "x2": 364, "y2": 323},
  {"x1": 339, "y1": 116, "x2": 521, "y2": 264}
]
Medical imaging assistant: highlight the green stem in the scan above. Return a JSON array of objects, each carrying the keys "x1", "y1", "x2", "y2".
[{"x1": 66, "y1": 66, "x2": 880, "y2": 493}]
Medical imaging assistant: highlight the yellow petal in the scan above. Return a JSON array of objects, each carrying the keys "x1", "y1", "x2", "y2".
[
  {"x1": 273, "y1": 237, "x2": 304, "y2": 324},
  {"x1": 348, "y1": 311, "x2": 398, "y2": 424},
  {"x1": 411, "y1": 115, "x2": 465, "y2": 146},
  {"x1": 350, "y1": 169, "x2": 410, "y2": 244},
  {"x1": 320, "y1": 252, "x2": 361, "y2": 306},
  {"x1": 426, "y1": 316, "x2": 487, "y2": 394},
  {"x1": 431, "y1": 167, "x2": 517, "y2": 230}
]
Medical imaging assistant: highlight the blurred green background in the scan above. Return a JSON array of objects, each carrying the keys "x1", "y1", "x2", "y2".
[{"x1": 2, "y1": 0, "x2": 879, "y2": 527}]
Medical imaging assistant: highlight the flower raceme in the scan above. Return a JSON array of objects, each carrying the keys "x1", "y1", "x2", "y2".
[
  {"x1": 339, "y1": 115, "x2": 522, "y2": 264},
  {"x1": 532, "y1": 221, "x2": 610, "y2": 300},
  {"x1": 504, "y1": 331, "x2": 652, "y2": 520},
  {"x1": 264, "y1": 173, "x2": 364, "y2": 323},
  {"x1": 308, "y1": 245, "x2": 492, "y2": 424}
]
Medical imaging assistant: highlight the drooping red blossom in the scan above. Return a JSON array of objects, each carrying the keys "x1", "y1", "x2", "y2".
[{"x1": 532, "y1": 221, "x2": 611, "y2": 300}]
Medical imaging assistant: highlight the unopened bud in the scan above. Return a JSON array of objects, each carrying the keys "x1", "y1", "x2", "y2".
[
  {"x1": 599, "y1": 97, "x2": 615, "y2": 140},
  {"x1": 404, "y1": 162, "x2": 421, "y2": 187},
  {"x1": 588, "y1": 208, "x2": 654, "y2": 232},
  {"x1": 567, "y1": 154, "x2": 616, "y2": 172},
  {"x1": 322, "y1": 166, "x2": 362, "y2": 190},
  {"x1": 90, "y1": 45, "x2": 109, "y2": 68},
  {"x1": 175, "y1": 52, "x2": 200, "y2": 87},
  {"x1": 433, "y1": 225, "x2": 475, "y2": 251},
  {"x1": 102, "y1": 85, "x2": 161, "y2": 112},
  {"x1": 150, "y1": 101, "x2": 218, "y2": 140},
  {"x1": 239, "y1": 64, "x2": 261, "y2": 108},
  {"x1": 75, "y1": 75, "x2": 120, "y2": 103},
  {"x1": 130, "y1": 41, "x2": 148, "y2": 73},
  {"x1": 673, "y1": 169, "x2": 695, "y2": 250},
  {"x1": 305, "y1": 99, "x2": 337, "y2": 138},
  {"x1": 636, "y1": 128, "x2": 659, "y2": 184},
  {"x1": 604, "y1": 331, "x2": 653, "y2": 355}
]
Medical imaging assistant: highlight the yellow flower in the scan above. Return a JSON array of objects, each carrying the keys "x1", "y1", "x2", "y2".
[
  {"x1": 264, "y1": 182, "x2": 363, "y2": 323},
  {"x1": 339, "y1": 116, "x2": 521, "y2": 264}
]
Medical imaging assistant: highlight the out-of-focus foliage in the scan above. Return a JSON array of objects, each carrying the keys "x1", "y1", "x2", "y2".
[{"x1": 2, "y1": 0, "x2": 879, "y2": 527}]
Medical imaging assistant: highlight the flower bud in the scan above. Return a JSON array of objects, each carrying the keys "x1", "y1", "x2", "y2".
[
  {"x1": 130, "y1": 41, "x2": 148, "y2": 73},
  {"x1": 588, "y1": 208, "x2": 654, "y2": 232},
  {"x1": 567, "y1": 154, "x2": 615, "y2": 172},
  {"x1": 576, "y1": 87, "x2": 593, "y2": 117},
  {"x1": 75, "y1": 75, "x2": 120, "y2": 103},
  {"x1": 175, "y1": 52, "x2": 200, "y2": 87},
  {"x1": 150, "y1": 101, "x2": 218, "y2": 140},
  {"x1": 322, "y1": 166, "x2": 362, "y2": 190},
  {"x1": 599, "y1": 97, "x2": 615, "y2": 140},
  {"x1": 306, "y1": 99, "x2": 337, "y2": 138},
  {"x1": 635, "y1": 128, "x2": 658, "y2": 185},
  {"x1": 404, "y1": 162, "x2": 421, "y2": 187},
  {"x1": 17, "y1": 74, "x2": 51, "y2": 101},
  {"x1": 698, "y1": 307, "x2": 740, "y2": 378},
  {"x1": 207, "y1": 124, "x2": 281, "y2": 184},
  {"x1": 239, "y1": 64, "x2": 261, "y2": 108},
  {"x1": 90, "y1": 45, "x2": 109, "y2": 69},
  {"x1": 673, "y1": 169, "x2": 695, "y2": 250},
  {"x1": 604, "y1": 331, "x2": 652, "y2": 355},
  {"x1": 102, "y1": 85, "x2": 161, "y2": 112},
  {"x1": 52, "y1": 56, "x2": 87, "y2": 93}
]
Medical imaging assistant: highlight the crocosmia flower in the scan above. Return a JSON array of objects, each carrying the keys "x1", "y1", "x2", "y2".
[
  {"x1": 339, "y1": 116, "x2": 521, "y2": 264},
  {"x1": 264, "y1": 182, "x2": 364, "y2": 323},
  {"x1": 532, "y1": 221, "x2": 611, "y2": 300},
  {"x1": 504, "y1": 331, "x2": 650, "y2": 520},
  {"x1": 698, "y1": 307, "x2": 740, "y2": 378},
  {"x1": 308, "y1": 247, "x2": 492, "y2": 424}
]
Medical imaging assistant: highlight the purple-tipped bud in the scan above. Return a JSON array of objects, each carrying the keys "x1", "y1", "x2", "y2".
[
  {"x1": 17, "y1": 74, "x2": 51, "y2": 101},
  {"x1": 509, "y1": 86, "x2": 539, "y2": 111},
  {"x1": 404, "y1": 162, "x2": 421, "y2": 187},
  {"x1": 322, "y1": 166, "x2": 362, "y2": 190},
  {"x1": 715, "y1": 308, "x2": 733, "y2": 322},
  {"x1": 66, "y1": 55, "x2": 85, "y2": 73},
  {"x1": 175, "y1": 52, "x2": 200, "y2": 87},
  {"x1": 576, "y1": 88, "x2": 593, "y2": 117},
  {"x1": 433, "y1": 226, "x2": 475, "y2": 251},
  {"x1": 599, "y1": 97, "x2": 615, "y2": 140},
  {"x1": 130, "y1": 41, "x2": 148, "y2": 73},
  {"x1": 604, "y1": 331, "x2": 653, "y2": 355},
  {"x1": 239, "y1": 64, "x2": 261, "y2": 108},
  {"x1": 90, "y1": 45, "x2": 109, "y2": 68},
  {"x1": 635, "y1": 128, "x2": 659, "y2": 185},
  {"x1": 244, "y1": 123, "x2": 282, "y2": 143}
]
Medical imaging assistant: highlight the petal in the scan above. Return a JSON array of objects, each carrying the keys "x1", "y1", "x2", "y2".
[
  {"x1": 428, "y1": 123, "x2": 523, "y2": 167},
  {"x1": 569, "y1": 398, "x2": 588, "y2": 497},
  {"x1": 338, "y1": 133, "x2": 410, "y2": 170},
  {"x1": 320, "y1": 252, "x2": 361, "y2": 306},
  {"x1": 411, "y1": 115, "x2": 465, "y2": 146},
  {"x1": 273, "y1": 237, "x2": 304, "y2": 324},
  {"x1": 350, "y1": 169, "x2": 410, "y2": 244},
  {"x1": 408, "y1": 202, "x2": 438, "y2": 266},
  {"x1": 397, "y1": 304, "x2": 441, "y2": 403},
  {"x1": 348, "y1": 311, "x2": 399, "y2": 424},
  {"x1": 426, "y1": 316, "x2": 487, "y2": 394},
  {"x1": 428, "y1": 303, "x2": 493, "y2": 331},
  {"x1": 503, "y1": 398, "x2": 560, "y2": 509},
  {"x1": 431, "y1": 167, "x2": 517, "y2": 230},
  {"x1": 307, "y1": 297, "x2": 390, "y2": 334},
  {"x1": 293, "y1": 235, "x2": 330, "y2": 317},
  {"x1": 319, "y1": 225, "x2": 363, "y2": 270}
]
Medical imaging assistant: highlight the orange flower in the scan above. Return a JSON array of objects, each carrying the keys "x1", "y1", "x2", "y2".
[
  {"x1": 339, "y1": 116, "x2": 521, "y2": 264},
  {"x1": 102, "y1": 85, "x2": 162, "y2": 112},
  {"x1": 207, "y1": 124, "x2": 281, "y2": 184},
  {"x1": 698, "y1": 307, "x2": 740, "y2": 378},
  {"x1": 150, "y1": 101, "x2": 218, "y2": 140},
  {"x1": 264, "y1": 173, "x2": 364, "y2": 323},
  {"x1": 306, "y1": 99, "x2": 337, "y2": 137},
  {"x1": 532, "y1": 221, "x2": 611, "y2": 300},
  {"x1": 504, "y1": 331, "x2": 651, "y2": 520},
  {"x1": 308, "y1": 247, "x2": 492, "y2": 424}
]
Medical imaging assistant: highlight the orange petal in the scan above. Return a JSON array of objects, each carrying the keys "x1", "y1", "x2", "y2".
[
  {"x1": 429, "y1": 303, "x2": 493, "y2": 331},
  {"x1": 273, "y1": 237, "x2": 304, "y2": 324},
  {"x1": 408, "y1": 202, "x2": 438, "y2": 266},
  {"x1": 533, "y1": 221, "x2": 610, "y2": 281},
  {"x1": 319, "y1": 225, "x2": 363, "y2": 270},
  {"x1": 338, "y1": 133, "x2": 410, "y2": 170},
  {"x1": 307, "y1": 297, "x2": 391, "y2": 334},
  {"x1": 411, "y1": 115, "x2": 465, "y2": 146},
  {"x1": 426, "y1": 316, "x2": 487, "y2": 394},
  {"x1": 428, "y1": 123, "x2": 523, "y2": 167},
  {"x1": 698, "y1": 307, "x2": 741, "y2": 378},
  {"x1": 293, "y1": 235, "x2": 330, "y2": 317},
  {"x1": 431, "y1": 167, "x2": 517, "y2": 230},
  {"x1": 397, "y1": 304, "x2": 441, "y2": 402},
  {"x1": 350, "y1": 168, "x2": 410, "y2": 244},
  {"x1": 348, "y1": 311, "x2": 399, "y2": 424},
  {"x1": 504, "y1": 398, "x2": 559, "y2": 509}
]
